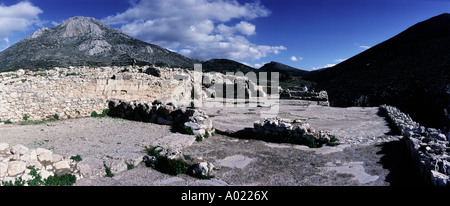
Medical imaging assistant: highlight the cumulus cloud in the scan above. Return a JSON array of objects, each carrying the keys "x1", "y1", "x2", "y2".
[
  {"x1": 290, "y1": 56, "x2": 304, "y2": 62},
  {"x1": 0, "y1": 1, "x2": 43, "y2": 37},
  {"x1": 103, "y1": 0, "x2": 285, "y2": 61}
]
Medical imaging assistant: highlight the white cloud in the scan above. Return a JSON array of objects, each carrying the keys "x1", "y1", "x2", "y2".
[
  {"x1": 254, "y1": 62, "x2": 268, "y2": 68},
  {"x1": 290, "y1": 56, "x2": 304, "y2": 62},
  {"x1": 310, "y1": 64, "x2": 336, "y2": 71},
  {"x1": 359, "y1": 45, "x2": 371, "y2": 49},
  {"x1": 0, "y1": 1, "x2": 43, "y2": 37},
  {"x1": 103, "y1": 0, "x2": 285, "y2": 61},
  {"x1": 335, "y1": 58, "x2": 347, "y2": 62}
]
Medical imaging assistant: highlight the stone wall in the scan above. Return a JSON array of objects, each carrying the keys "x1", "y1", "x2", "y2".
[
  {"x1": 280, "y1": 89, "x2": 329, "y2": 106},
  {"x1": 107, "y1": 99, "x2": 215, "y2": 138},
  {"x1": 0, "y1": 143, "x2": 81, "y2": 185},
  {"x1": 0, "y1": 66, "x2": 272, "y2": 123},
  {"x1": 380, "y1": 105, "x2": 450, "y2": 186},
  {"x1": 253, "y1": 118, "x2": 338, "y2": 148},
  {"x1": 0, "y1": 66, "x2": 194, "y2": 122}
]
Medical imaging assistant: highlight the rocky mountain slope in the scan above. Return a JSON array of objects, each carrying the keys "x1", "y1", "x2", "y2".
[
  {"x1": 0, "y1": 16, "x2": 199, "y2": 71},
  {"x1": 307, "y1": 13, "x2": 450, "y2": 132}
]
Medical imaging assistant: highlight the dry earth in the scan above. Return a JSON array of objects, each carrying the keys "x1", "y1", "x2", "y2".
[{"x1": 0, "y1": 100, "x2": 424, "y2": 186}]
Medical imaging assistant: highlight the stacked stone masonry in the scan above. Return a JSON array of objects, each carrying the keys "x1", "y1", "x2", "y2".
[
  {"x1": 0, "y1": 143, "x2": 81, "y2": 185},
  {"x1": 107, "y1": 99, "x2": 215, "y2": 138},
  {"x1": 253, "y1": 117, "x2": 337, "y2": 147},
  {"x1": 0, "y1": 66, "x2": 270, "y2": 123},
  {"x1": 280, "y1": 89, "x2": 330, "y2": 106},
  {"x1": 380, "y1": 105, "x2": 450, "y2": 186}
]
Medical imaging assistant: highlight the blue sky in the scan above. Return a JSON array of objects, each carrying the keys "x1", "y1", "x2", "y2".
[{"x1": 0, "y1": 0, "x2": 449, "y2": 70}]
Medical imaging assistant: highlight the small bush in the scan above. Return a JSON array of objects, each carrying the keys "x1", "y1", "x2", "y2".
[
  {"x1": 184, "y1": 126, "x2": 194, "y2": 135},
  {"x1": 327, "y1": 135, "x2": 340, "y2": 147},
  {"x1": 104, "y1": 163, "x2": 114, "y2": 177},
  {"x1": 91, "y1": 109, "x2": 110, "y2": 118},
  {"x1": 1, "y1": 177, "x2": 25, "y2": 186},
  {"x1": 146, "y1": 146, "x2": 189, "y2": 176},
  {"x1": 126, "y1": 163, "x2": 135, "y2": 170},
  {"x1": 23, "y1": 114, "x2": 30, "y2": 121},
  {"x1": 43, "y1": 174, "x2": 77, "y2": 186},
  {"x1": 70, "y1": 155, "x2": 82, "y2": 162},
  {"x1": 53, "y1": 114, "x2": 59, "y2": 120},
  {"x1": 300, "y1": 135, "x2": 320, "y2": 148},
  {"x1": 4, "y1": 120, "x2": 12, "y2": 124},
  {"x1": 204, "y1": 131, "x2": 210, "y2": 139},
  {"x1": 155, "y1": 157, "x2": 189, "y2": 176},
  {"x1": 195, "y1": 135, "x2": 203, "y2": 142}
]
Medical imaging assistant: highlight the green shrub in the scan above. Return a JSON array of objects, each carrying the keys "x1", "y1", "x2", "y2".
[
  {"x1": 91, "y1": 109, "x2": 110, "y2": 118},
  {"x1": 43, "y1": 174, "x2": 76, "y2": 186},
  {"x1": 300, "y1": 135, "x2": 320, "y2": 148},
  {"x1": 327, "y1": 135, "x2": 340, "y2": 147},
  {"x1": 70, "y1": 155, "x2": 82, "y2": 162},
  {"x1": 23, "y1": 114, "x2": 30, "y2": 121},
  {"x1": 195, "y1": 135, "x2": 203, "y2": 142},
  {"x1": 146, "y1": 146, "x2": 189, "y2": 176},
  {"x1": 104, "y1": 163, "x2": 114, "y2": 177},
  {"x1": 126, "y1": 163, "x2": 135, "y2": 170},
  {"x1": 184, "y1": 126, "x2": 194, "y2": 135},
  {"x1": 154, "y1": 157, "x2": 189, "y2": 176},
  {"x1": 53, "y1": 114, "x2": 59, "y2": 120},
  {"x1": 4, "y1": 119, "x2": 12, "y2": 124},
  {"x1": 1, "y1": 177, "x2": 25, "y2": 186}
]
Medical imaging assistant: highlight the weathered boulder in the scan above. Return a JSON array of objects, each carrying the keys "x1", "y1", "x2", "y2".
[
  {"x1": 0, "y1": 143, "x2": 9, "y2": 153},
  {"x1": 10, "y1": 144, "x2": 29, "y2": 155},
  {"x1": 7, "y1": 161, "x2": 26, "y2": 177},
  {"x1": 53, "y1": 160, "x2": 71, "y2": 175},
  {"x1": 38, "y1": 152, "x2": 53, "y2": 165},
  {"x1": 0, "y1": 162, "x2": 8, "y2": 178},
  {"x1": 190, "y1": 162, "x2": 215, "y2": 178}
]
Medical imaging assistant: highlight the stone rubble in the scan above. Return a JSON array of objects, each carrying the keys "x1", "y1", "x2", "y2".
[
  {"x1": 143, "y1": 146, "x2": 216, "y2": 178},
  {"x1": 380, "y1": 104, "x2": 450, "y2": 186},
  {"x1": 280, "y1": 89, "x2": 330, "y2": 106},
  {"x1": 253, "y1": 117, "x2": 338, "y2": 147},
  {"x1": 0, "y1": 143, "x2": 82, "y2": 185},
  {"x1": 107, "y1": 99, "x2": 215, "y2": 138}
]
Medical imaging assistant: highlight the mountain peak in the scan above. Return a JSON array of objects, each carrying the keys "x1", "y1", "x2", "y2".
[
  {"x1": 58, "y1": 16, "x2": 105, "y2": 38},
  {"x1": 0, "y1": 16, "x2": 198, "y2": 70}
]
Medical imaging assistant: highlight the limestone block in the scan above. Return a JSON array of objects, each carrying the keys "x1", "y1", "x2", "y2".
[
  {"x1": 39, "y1": 170, "x2": 54, "y2": 179},
  {"x1": 38, "y1": 152, "x2": 53, "y2": 165},
  {"x1": 0, "y1": 143, "x2": 9, "y2": 154},
  {"x1": 10, "y1": 144, "x2": 29, "y2": 155},
  {"x1": 7, "y1": 161, "x2": 27, "y2": 177},
  {"x1": 36, "y1": 148, "x2": 53, "y2": 156},
  {"x1": 53, "y1": 160, "x2": 71, "y2": 175},
  {"x1": 52, "y1": 154, "x2": 64, "y2": 163},
  {"x1": 0, "y1": 162, "x2": 8, "y2": 178}
]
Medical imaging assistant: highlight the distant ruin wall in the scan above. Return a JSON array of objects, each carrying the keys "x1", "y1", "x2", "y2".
[
  {"x1": 0, "y1": 66, "x2": 194, "y2": 122},
  {"x1": 0, "y1": 66, "x2": 273, "y2": 123},
  {"x1": 280, "y1": 89, "x2": 329, "y2": 106},
  {"x1": 380, "y1": 105, "x2": 450, "y2": 186}
]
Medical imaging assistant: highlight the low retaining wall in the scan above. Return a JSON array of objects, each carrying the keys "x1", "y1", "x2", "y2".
[
  {"x1": 253, "y1": 118, "x2": 338, "y2": 148},
  {"x1": 380, "y1": 105, "x2": 450, "y2": 186},
  {"x1": 280, "y1": 89, "x2": 329, "y2": 106},
  {"x1": 107, "y1": 99, "x2": 215, "y2": 138}
]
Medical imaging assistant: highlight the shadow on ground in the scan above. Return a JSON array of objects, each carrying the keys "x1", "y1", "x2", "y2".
[{"x1": 376, "y1": 139, "x2": 425, "y2": 186}]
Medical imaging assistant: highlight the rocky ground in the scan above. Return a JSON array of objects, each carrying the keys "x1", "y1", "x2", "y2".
[{"x1": 0, "y1": 100, "x2": 425, "y2": 186}]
